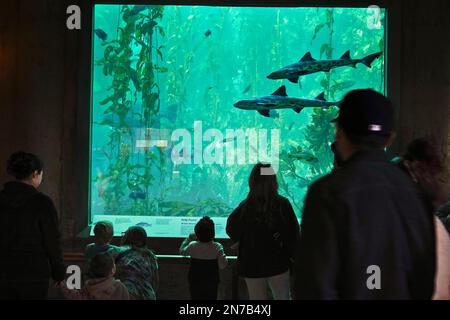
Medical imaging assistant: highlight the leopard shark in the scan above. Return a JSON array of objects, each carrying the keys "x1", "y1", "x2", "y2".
[
  {"x1": 233, "y1": 85, "x2": 340, "y2": 117},
  {"x1": 267, "y1": 50, "x2": 382, "y2": 83}
]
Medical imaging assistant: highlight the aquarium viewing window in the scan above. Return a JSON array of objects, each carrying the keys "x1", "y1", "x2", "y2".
[{"x1": 90, "y1": 4, "x2": 386, "y2": 238}]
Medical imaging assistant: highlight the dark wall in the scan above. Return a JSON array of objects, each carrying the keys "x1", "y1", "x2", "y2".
[
  {"x1": 396, "y1": 0, "x2": 450, "y2": 156},
  {"x1": 0, "y1": 0, "x2": 449, "y2": 297},
  {"x1": 0, "y1": 0, "x2": 84, "y2": 241}
]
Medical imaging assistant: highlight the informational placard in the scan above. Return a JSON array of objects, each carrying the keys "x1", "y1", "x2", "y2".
[{"x1": 91, "y1": 215, "x2": 229, "y2": 239}]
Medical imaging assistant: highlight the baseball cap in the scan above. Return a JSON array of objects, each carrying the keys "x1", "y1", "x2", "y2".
[{"x1": 331, "y1": 89, "x2": 394, "y2": 136}]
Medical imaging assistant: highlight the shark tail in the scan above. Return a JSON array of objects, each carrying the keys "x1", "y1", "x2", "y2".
[{"x1": 361, "y1": 52, "x2": 383, "y2": 68}]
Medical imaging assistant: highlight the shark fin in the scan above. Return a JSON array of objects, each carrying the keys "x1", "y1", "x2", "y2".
[
  {"x1": 293, "y1": 107, "x2": 303, "y2": 114},
  {"x1": 288, "y1": 77, "x2": 299, "y2": 84},
  {"x1": 299, "y1": 52, "x2": 315, "y2": 62},
  {"x1": 361, "y1": 51, "x2": 382, "y2": 68},
  {"x1": 257, "y1": 109, "x2": 271, "y2": 118},
  {"x1": 340, "y1": 50, "x2": 351, "y2": 60},
  {"x1": 271, "y1": 85, "x2": 288, "y2": 96},
  {"x1": 314, "y1": 92, "x2": 326, "y2": 101}
]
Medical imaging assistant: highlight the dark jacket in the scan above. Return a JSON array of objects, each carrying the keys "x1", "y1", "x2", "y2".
[
  {"x1": 294, "y1": 150, "x2": 436, "y2": 299},
  {"x1": 0, "y1": 181, "x2": 66, "y2": 282},
  {"x1": 226, "y1": 195, "x2": 300, "y2": 278}
]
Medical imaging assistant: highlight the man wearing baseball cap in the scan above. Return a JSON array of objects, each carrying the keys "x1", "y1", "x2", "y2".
[{"x1": 294, "y1": 89, "x2": 436, "y2": 299}]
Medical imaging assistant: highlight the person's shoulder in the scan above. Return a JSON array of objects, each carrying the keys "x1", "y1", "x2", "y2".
[
  {"x1": 112, "y1": 278, "x2": 127, "y2": 288},
  {"x1": 115, "y1": 246, "x2": 133, "y2": 260},
  {"x1": 31, "y1": 193, "x2": 59, "y2": 218},
  {"x1": 32, "y1": 192, "x2": 55, "y2": 207},
  {"x1": 230, "y1": 200, "x2": 248, "y2": 214},
  {"x1": 308, "y1": 172, "x2": 336, "y2": 192},
  {"x1": 111, "y1": 278, "x2": 131, "y2": 298},
  {"x1": 304, "y1": 171, "x2": 347, "y2": 204},
  {"x1": 84, "y1": 243, "x2": 95, "y2": 256},
  {"x1": 85, "y1": 243, "x2": 96, "y2": 250},
  {"x1": 212, "y1": 241, "x2": 224, "y2": 251},
  {"x1": 187, "y1": 240, "x2": 200, "y2": 248},
  {"x1": 107, "y1": 244, "x2": 122, "y2": 255}
]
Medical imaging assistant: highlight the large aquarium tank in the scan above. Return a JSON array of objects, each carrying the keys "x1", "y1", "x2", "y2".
[{"x1": 90, "y1": 4, "x2": 386, "y2": 237}]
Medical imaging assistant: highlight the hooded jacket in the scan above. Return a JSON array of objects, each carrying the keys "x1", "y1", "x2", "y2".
[
  {"x1": 0, "y1": 181, "x2": 66, "y2": 282},
  {"x1": 62, "y1": 276, "x2": 130, "y2": 300}
]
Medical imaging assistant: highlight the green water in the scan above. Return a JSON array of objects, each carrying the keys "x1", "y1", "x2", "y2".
[{"x1": 90, "y1": 4, "x2": 386, "y2": 222}]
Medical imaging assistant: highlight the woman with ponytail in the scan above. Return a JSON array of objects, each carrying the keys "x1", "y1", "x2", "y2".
[{"x1": 226, "y1": 163, "x2": 299, "y2": 300}]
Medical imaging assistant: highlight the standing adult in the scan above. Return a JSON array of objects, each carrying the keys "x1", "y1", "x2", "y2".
[
  {"x1": 226, "y1": 163, "x2": 299, "y2": 300},
  {"x1": 0, "y1": 151, "x2": 66, "y2": 299},
  {"x1": 392, "y1": 137, "x2": 447, "y2": 215},
  {"x1": 294, "y1": 89, "x2": 436, "y2": 299}
]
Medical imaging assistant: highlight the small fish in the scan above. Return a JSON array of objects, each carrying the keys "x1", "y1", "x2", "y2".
[
  {"x1": 287, "y1": 122, "x2": 295, "y2": 130},
  {"x1": 330, "y1": 80, "x2": 356, "y2": 92},
  {"x1": 288, "y1": 151, "x2": 319, "y2": 163},
  {"x1": 94, "y1": 28, "x2": 107, "y2": 41},
  {"x1": 136, "y1": 222, "x2": 152, "y2": 228},
  {"x1": 130, "y1": 69, "x2": 141, "y2": 91},
  {"x1": 287, "y1": 139, "x2": 300, "y2": 147},
  {"x1": 242, "y1": 84, "x2": 252, "y2": 94},
  {"x1": 222, "y1": 137, "x2": 236, "y2": 144},
  {"x1": 129, "y1": 192, "x2": 147, "y2": 200},
  {"x1": 204, "y1": 29, "x2": 212, "y2": 37}
]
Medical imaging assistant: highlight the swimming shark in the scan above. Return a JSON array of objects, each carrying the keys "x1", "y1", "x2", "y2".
[
  {"x1": 233, "y1": 85, "x2": 340, "y2": 117},
  {"x1": 267, "y1": 50, "x2": 382, "y2": 83}
]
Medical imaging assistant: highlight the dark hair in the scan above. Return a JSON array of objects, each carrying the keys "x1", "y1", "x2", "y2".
[
  {"x1": 93, "y1": 221, "x2": 114, "y2": 245},
  {"x1": 245, "y1": 163, "x2": 279, "y2": 224},
  {"x1": 7, "y1": 151, "x2": 43, "y2": 180},
  {"x1": 404, "y1": 137, "x2": 444, "y2": 174},
  {"x1": 194, "y1": 216, "x2": 215, "y2": 242},
  {"x1": 89, "y1": 252, "x2": 114, "y2": 278},
  {"x1": 122, "y1": 226, "x2": 148, "y2": 248}
]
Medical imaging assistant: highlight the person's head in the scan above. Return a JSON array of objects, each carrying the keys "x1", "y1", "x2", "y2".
[
  {"x1": 7, "y1": 151, "x2": 44, "y2": 188},
  {"x1": 121, "y1": 226, "x2": 148, "y2": 248},
  {"x1": 403, "y1": 137, "x2": 444, "y2": 176},
  {"x1": 93, "y1": 221, "x2": 114, "y2": 245},
  {"x1": 333, "y1": 89, "x2": 396, "y2": 161},
  {"x1": 248, "y1": 163, "x2": 278, "y2": 195},
  {"x1": 246, "y1": 163, "x2": 279, "y2": 216},
  {"x1": 89, "y1": 252, "x2": 115, "y2": 278},
  {"x1": 194, "y1": 216, "x2": 215, "y2": 242}
]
